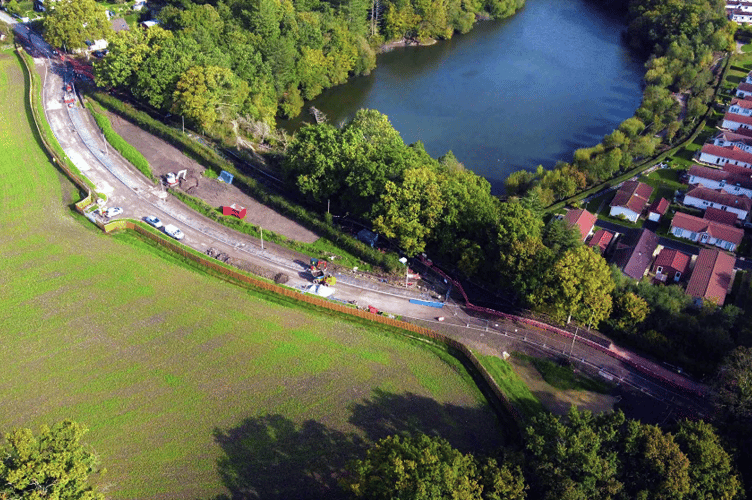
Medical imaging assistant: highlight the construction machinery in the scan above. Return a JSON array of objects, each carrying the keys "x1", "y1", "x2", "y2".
[{"x1": 309, "y1": 258, "x2": 328, "y2": 278}]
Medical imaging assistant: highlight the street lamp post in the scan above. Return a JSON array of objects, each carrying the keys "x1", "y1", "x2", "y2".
[{"x1": 569, "y1": 326, "x2": 579, "y2": 358}]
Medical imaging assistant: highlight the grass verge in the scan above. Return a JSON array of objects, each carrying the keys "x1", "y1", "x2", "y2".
[
  {"x1": 516, "y1": 354, "x2": 612, "y2": 394},
  {"x1": 476, "y1": 354, "x2": 544, "y2": 421}
]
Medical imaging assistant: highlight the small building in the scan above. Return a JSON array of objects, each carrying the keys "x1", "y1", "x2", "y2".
[
  {"x1": 563, "y1": 208, "x2": 597, "y2": 242},
  {"x1": 587, "y1": 228, "x2": 614, "y2": 255},
  {"x1": 728, "y1": 98, "x2": 752, "y2": 117},
  {"x1": 609, "y1": 181, "x2": 653, "y2": 223},
  {"x1": 652, "y1": 248, "x2": 691, "y2": 283},
  {"x1": 647, "y1": 197, "x2": 669, "y2": 222},
  {"x1": 687, "y1": 164, "x2": 752, "y2": 199},
  {"x1": 699, "y1": 144, "x2": 752, "y2": 170},
  {"x1": 685, "y1": 248, "x2": 736, "y2": 306},
  {"x1": 612, "y1": 229, "x2": 660, "y2": 280},
  {"x1": 141, "y1": 19, "x2": 159, "y2": 29},
  {"x1": 670, "y1": 211, "x2": 744, "y2": 252},
  {"x1": 683, "y1": 186, "x2": 752, "y2": 220}
]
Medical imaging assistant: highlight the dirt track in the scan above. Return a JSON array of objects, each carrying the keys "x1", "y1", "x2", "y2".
[{"x1": 107, "y1": 112, "x2": 319, "y2": 243}]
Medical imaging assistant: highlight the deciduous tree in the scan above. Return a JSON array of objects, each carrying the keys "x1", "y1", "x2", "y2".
[
  {"x1": 0, "y1": 420, "x2": 104, "y2": 500},
  {"x1": 43, "y1": 0, "x2": 112, "y2": 51}
]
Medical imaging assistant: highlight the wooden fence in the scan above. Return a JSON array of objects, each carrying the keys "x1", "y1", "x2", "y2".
[{"x1": 102, "y1": 220, "x2": 525, "y2": 433}]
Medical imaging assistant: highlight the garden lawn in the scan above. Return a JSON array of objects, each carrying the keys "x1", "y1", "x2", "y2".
[{"x1": 0, "y1": 51, "x2": 505, "y2": 500}]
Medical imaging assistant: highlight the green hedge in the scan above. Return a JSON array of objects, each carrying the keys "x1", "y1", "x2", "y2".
[
  {"x1": 89, "y1": 91, "x2": 401, "y2": 272},
  {"x1": 85, "y1": 101, "x2": 156, "y2": 183}
]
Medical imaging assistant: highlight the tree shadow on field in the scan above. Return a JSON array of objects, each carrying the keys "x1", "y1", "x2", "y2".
[
  {"x1": 210, "y1": 392, "x2": 505, "y2": 499},
  {"x1": 210, "y1": 415, "x2": 364, "y2": 500},
  {"x1": 347, "y1": 389, "x2": 506, "y2": 455}
]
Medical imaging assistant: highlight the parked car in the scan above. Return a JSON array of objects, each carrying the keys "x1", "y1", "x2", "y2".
[
  {"x1": 164, "y1": 224, "x2": 184, "y2": 240},
  {"x1": 144, "y1": 215, "x2": 163, "y2": 229},
  {"x1": 104, "y1": 207, "x2": 123, "y2": 218}
]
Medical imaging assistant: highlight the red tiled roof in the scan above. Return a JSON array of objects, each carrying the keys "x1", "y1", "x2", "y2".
[
  {"x1": 612, "y1": 229, "x2": 660, "y2": 280},
  {"x1": 714, "y1": 130, "x2": 752, "y2": 146},
  {"x1": 652, "y1": 248, "x2": 690, "y2": 276},
  {"x1": 648, "y1": 197, "x2": 669, "y2": 216},
  {"x1": 588, "y1": 229, "x2": 613, "y2": 253},
  {"x1": 722, "y1": 162, "x2": 752, "y2": 175},
  {"x1": 685, "y1": 186, "x2": 752, "y2": 213},
  {"x1": 563, "y1": 208, "x2": 597, "y2": 241},
  {"x1": 705, "y1": 207, "x2": 740, "y2": 226},
  {"x1": 610, "y1": 181, "x2": 653, "y2": 214},
  {"x1": 688, "y1": 164, "x2": 752, "y2": 189},
  {"x1": 700, "y1": 144, "x2": 752, "y2": 165},
  {"x1": 730, "y1": 98, "x2": 752, "y2": 109},
  {"x1": 723, "y1": 112, "x2": 752, "y2": 127},
  {"x1": 686, "y1": 249, "x2": 735, "y2": 306},
  {"x1": 671, "y1": 211, "x2": 744, "y2": 246},
  {"x1": 738, "y1": 82, "x2": 752, "y2": 93}
]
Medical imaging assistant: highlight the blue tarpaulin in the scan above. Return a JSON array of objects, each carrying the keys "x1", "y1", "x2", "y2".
[
  {"x1": 218, "y1": 170, "x2": 234, "y2": 184},
  {"x1": 409, "y1": 299, "x2": 444, "y2": 308},
  {"x1": 357, "y1": 229, "x2": 378, "y2": 247}
]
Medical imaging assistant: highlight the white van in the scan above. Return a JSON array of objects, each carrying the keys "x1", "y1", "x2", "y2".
[{"x1": 164, "y1": 224, "x2": 184, "y2": 240}]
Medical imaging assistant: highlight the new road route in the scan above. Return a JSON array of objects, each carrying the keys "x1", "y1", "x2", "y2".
[{"x1": 11, "y1": 21, "x2": 713, "y2": 420}]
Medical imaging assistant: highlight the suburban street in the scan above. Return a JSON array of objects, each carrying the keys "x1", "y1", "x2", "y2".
[{"x1": 11, "y1": 23, "x2": 713, "y2": 420}]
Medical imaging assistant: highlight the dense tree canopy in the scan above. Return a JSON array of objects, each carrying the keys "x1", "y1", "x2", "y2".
[
  {"x1": 0, "y1": 421, "x2": 104, "y2": 500},
  {"x1": 341, "y1": 434, "x2": 527, "y2": 499},
  {"x1": 43, "y1": 0, "x2": 112, "y2": 51}
]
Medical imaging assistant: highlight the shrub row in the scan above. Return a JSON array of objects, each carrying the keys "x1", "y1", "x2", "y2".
[
  {"x1": 85, "y1": 101, "x2": 156, "y2": 183},
  {"x1": 89, "y1": 91, "x2": 401, "y2": 272}
]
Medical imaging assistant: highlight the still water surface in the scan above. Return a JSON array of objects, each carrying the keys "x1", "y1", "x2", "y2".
[{"x1": 283, "y1": 0, "x2": 645, "y2": 194}]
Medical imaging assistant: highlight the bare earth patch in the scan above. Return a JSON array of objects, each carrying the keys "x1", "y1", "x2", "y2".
[
  {"x1": 106, "y1": 111, "x2": 319, "y2": 243},
  {"x1": 509, "y1": 356, "x2": 617, "y2": 416}
]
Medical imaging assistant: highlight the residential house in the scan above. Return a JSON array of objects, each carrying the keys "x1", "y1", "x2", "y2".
[
  {"x1": 647, "y1": 197, "x2": 669, "y2": 222},
  {"x1": 720, "y1": 112, "x2": 752, "y2": 131},
  {"x1": 685, "y1": 248, "x2": 736, "y2": 306},
  {"x1": 670, "y1": 211, "x2": 744, "y2": 252},
  {"x1": 588, "y1": 229, "x2": 614, "y2": 254},
  {"x1": 652, "y1": 248, "x2": 691, "y2": 283},
  {"x1": 563, "y1": 208, "x2": 597, "y2": 242},
  {"x1": 687, "y1": 164, "x2": 752, "y2": 198},
  {"x1": 728, "y1": 98, "x2": 752, "y2": 117},
  {"x1": 609, "y1": 181, "x2": 653, "y2": 222},
  {"x1": 710, "y1": 130, "x2": 752, "y2": 152},
  {"x1": 704, "y1": 206, "x2": 739, "y2": 226},
  {"x1": 728, "y1": 1, "x2": 752, "y2": 22},
  {"x1": 738, "y1": 81, "x2": 752, "y2": 98},
  {"x1": 698, "y1": 144, "x2": 752, "y2": 170},
  {"x1": 683, "y1": 186, "x2": 752, "y2": 220},
  {"x1": 612, "y1": 229, "x2": 660, "y2": 280}
]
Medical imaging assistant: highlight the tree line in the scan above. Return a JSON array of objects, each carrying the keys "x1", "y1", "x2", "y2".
[
  {"x1": 341, "y1": 407, "x2": 744, "y2": 500},
  {"x1": 88, "y1": 0, "x2": 525, "y2": 135},
  {"x1": 505, "y1": 0, "x2": 733, "y2": 203}
]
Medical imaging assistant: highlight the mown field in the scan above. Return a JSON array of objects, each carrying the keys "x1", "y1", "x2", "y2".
[{"x1": 0, "y1": 51, "x2": 505, "y2": 499}]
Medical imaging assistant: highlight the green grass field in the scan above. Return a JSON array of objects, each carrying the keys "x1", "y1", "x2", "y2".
[{"x1": 0, "y1": 51, "x2": 506, "y2": 499}]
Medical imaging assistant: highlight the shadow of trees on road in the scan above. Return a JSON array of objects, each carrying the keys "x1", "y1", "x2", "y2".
[{"x1": 210, "y1": 391, "x2": 505, "y2": 499}]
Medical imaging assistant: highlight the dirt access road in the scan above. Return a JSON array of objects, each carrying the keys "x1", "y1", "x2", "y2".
[{"x1": 17, "y1": 25, "x2": 710, "y2": 419}]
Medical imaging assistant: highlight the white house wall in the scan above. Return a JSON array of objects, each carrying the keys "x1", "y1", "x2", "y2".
[
  {"x1": 683, "y1": 194, "x2": 749, "y2": 220},
  {"x1": 609, "y1": 206, "x2": 640, "y2": 222}
]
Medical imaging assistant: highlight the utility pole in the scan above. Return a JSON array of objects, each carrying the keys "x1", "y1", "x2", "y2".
[
  {"x1": 182, "y1": 115, "x2": 185, "y2": 134},
  {"x1": 569, "y1": 326, "x2": 579, "y2": 358},
  {"x1": 260, "y1": 227, "x2": 264, "y2": 250}
]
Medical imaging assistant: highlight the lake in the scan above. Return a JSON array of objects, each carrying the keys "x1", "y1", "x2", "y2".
[{"x1": 282, "y1": 0, "x2": 645, "y2": 194}]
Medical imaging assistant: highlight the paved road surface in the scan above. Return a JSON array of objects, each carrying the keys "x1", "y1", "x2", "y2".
[{"x1": 13, "y1": 32, "x2": 712, "y2": 419}]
